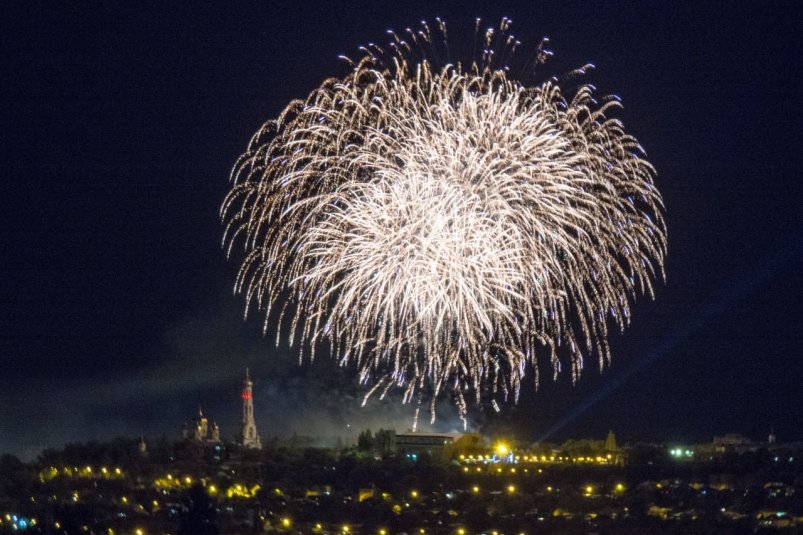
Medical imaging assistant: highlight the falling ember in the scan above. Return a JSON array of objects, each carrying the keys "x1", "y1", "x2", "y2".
[{"x1": 222, "y1": 18, "x2": 666, "y2": 421}]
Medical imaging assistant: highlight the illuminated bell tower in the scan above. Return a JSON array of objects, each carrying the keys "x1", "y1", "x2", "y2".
[{"x1": 239, "y1": 368, "x2": 262, "y2": 449}]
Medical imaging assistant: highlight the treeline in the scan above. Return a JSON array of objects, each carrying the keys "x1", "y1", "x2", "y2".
[{"x1": 38, "y1": 437, "x2": 167, "y2": 467}]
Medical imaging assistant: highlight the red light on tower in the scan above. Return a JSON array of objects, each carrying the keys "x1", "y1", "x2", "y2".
[{"x1": 242, "y1": 391, "x2": 251, "y2": 400}]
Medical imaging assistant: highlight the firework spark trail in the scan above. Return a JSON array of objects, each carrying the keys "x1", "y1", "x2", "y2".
[{"x1": 222, "y1": 19, "x2": 666, "y2": 421}]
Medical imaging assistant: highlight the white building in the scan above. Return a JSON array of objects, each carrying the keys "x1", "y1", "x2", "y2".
[{"x1": 239, "y1": 368, "x2": 262, "y2": 450}]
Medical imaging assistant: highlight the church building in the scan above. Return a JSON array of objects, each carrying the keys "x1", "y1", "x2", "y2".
[
  {"x1": 239, "y1": 368, "x2": 262, "y2": 449},
  {"x1": 179, "y1": 369, "x2": 262, "y2": 450},
  {"x1": 182, "y1": 407, "x2": 221, "y2": 444}
]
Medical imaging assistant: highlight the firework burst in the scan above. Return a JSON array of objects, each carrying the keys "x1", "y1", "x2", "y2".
[{"x1": 222, "y1": 18, "x2": 666, "y2": 422}]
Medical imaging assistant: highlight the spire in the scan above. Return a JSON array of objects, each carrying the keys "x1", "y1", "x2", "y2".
[{"x1": 239, "y1": 368, "x2": 262, "y2": 449}]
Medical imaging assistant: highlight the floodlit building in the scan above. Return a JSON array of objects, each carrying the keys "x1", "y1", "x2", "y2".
[
  {"x1": 182, "y1": 407, "x2": 221, "y2": 444},
  {"x1": 239, "y1": 368, "x2": 262, "y2": 450},
  {"x1": 604, "y1": 430, "x2": 619, "y2": 452},
  {"x1": 395, "y1": 431, "x2": 480, "y2": 461},
  {"x1": 179, "y1": 370, "x2": 261, "y2": 451}
]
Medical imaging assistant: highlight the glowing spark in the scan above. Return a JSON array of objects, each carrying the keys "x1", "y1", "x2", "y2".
[{"x1": 222, "y1": 20, "x2": 666, "y2": 420}]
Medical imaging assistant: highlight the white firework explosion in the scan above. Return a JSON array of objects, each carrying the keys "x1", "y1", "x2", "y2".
[{"x1": 222, "y1": 18, "x2": 666, "y2": 422}]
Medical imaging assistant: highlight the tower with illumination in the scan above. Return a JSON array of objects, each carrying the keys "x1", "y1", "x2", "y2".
[{"x1": 239, "y1": 368, "x2": 262, "y2": 449}]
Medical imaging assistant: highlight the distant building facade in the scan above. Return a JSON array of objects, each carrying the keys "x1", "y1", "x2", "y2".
[
  {"x1": 604, "y1": 430, "x2": 624, "y2": 465},
  {"x1": 239, "y1": 368, "x2": 262, "y2": 450},
  {"x1": 713, "y1": 433, "x2": 756, "y2": 454},
  {"x1": 182, "y1": 407, "x2": 221, "y2": 444},
  {"x1": 394, "y1": 432, "x2": 480, "y2": 461}
]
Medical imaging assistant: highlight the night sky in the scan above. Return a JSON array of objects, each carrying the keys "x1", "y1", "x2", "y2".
[{"x1": 1, "y1": 1, "x2": 800, "y2": 459}]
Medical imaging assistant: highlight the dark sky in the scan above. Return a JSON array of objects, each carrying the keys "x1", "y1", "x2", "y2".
[{"x1": 1, "y1": 1, "x2": 801, "y2": 459}]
